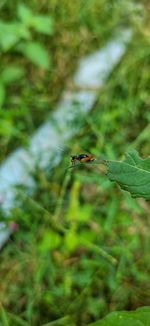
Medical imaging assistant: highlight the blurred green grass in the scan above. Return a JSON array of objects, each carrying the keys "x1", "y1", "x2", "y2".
[
  {"x1": 0, "y1": 0, "x2": 145, "y2": 161},
  {"x1": 0, "y1": 1, "x2": 150, "y2": 326},
  {"x1": 0, "y1": 0, "x2": 126, "y2": 161}
]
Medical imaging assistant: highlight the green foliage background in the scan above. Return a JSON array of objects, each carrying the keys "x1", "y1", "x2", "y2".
[{"x1": 0, "y1": 0, "x2": 150, "y2": 325}]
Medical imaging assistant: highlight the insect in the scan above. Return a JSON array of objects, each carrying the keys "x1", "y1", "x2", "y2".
[{"x1": 71, "y1": 153, "x2": 95, "y2": 166}]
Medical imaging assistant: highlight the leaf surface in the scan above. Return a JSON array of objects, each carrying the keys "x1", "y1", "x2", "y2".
[
  {"x1": 20, "y1": 41, "x2": 50, "y2": 69},
  {"x1": 1, "y1": 65, "x2": 25, "y2": 84},
  {"x1": 107, "y1": 150, "x2": 150, "y2": 199},
  {"x1": 88, "y1": 306, "x2": 150, "y2": 326}
]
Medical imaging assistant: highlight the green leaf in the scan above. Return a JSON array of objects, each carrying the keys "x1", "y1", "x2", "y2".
[
  {"x1": 17, "y1": 4, "x2": 53, "y2": 35},
  {"x1": 107, "y1": 150, "x2": 150, "y2": 199},
  {"x1": 65, "y1": 231, "x2": 79, "y2": 252},
  {"x1": 0, "y1": 21, "x2": 30, "y2": 51},
  {"x1": 0, "y1": 119, "x2": 15, "y2": 137},
  {"x1": 32, "y1": 15, "x2": 54, "y2": 35},
  {"x1": 88, "y1": 306, "x2": 150, "y2": 326},
  {"x1": 20, "y1": 41, "x2": 50, "y2": 69},
  {"x1": 17, "y1": 3, "x2": 33, "y2": 25},
  {"x1": 0, "y1": 82, "x2": 5, "y2": 107},
  {"x1": 1, "y1": 65, "x2": 25, "y2": 84},
  {"x1": 38, "y1": 230, "x2": 61, "y2": 252},
  {"x1": 0, "y1": 21, "x2": 18, "y2": 50}
]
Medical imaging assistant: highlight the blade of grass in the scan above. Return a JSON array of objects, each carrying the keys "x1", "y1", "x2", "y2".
[
  {"x1": 8, "y1": 313, "x2": 29, "y2": 326},
  {"x1": 0, "y1": 304, "x2": 9, "y2": 326},
  {"x1": 41, "y1": 315, "x2": 74, "y2": 326}
]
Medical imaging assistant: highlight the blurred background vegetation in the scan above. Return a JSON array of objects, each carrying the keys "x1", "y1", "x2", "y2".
[{"x1": 0, "y1": 0, "x2": 150, "y2": 325}]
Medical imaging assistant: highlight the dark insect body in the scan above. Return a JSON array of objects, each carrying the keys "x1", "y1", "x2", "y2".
[{"x1": 71, "y1": 153, "x2": 95, "y2": 166}]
